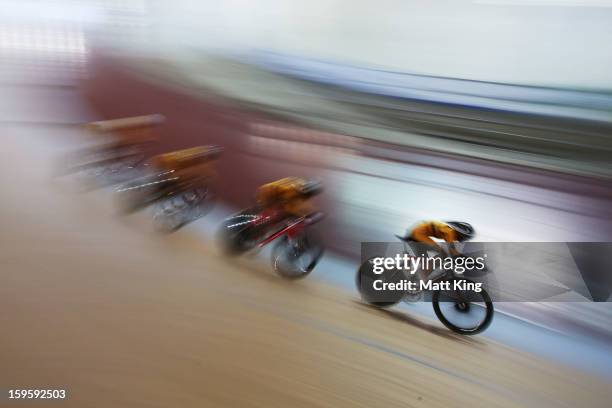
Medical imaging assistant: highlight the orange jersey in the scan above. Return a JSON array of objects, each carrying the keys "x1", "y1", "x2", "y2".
[
  {"x1": 85, "y1": 115, "x2": 163, "y2": 147},
  {"x1": 149, "y1": 146, "x2": 219, "y2": 190},
  {"x1": 256, "y1": 177, "x2": 314, "y2": 217},
  {"x1": 409, "y1": 221, "x2": 459, "y2": 245},
  {"x1": 151, "y1": 146, "x2": 215, "y2": 171},
  {"x1": 256, "y1": 177, "x2": 303, "y2": 205}
]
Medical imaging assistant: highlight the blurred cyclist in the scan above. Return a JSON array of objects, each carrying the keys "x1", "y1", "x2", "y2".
[
  {"x1": 404, "y1": 221, "x2": 475, "y2": 257},
  {"x1": 117, "y1": 145, "x2": 223, "y2": 216},
  {"x1": 83, "y1": 114, "x2": 164, "y2": 161},
  {"x1": 255, "y1": 177, "x2": 324, "y2": 226},
  {"x1": 401, "y1": 221, "x2": 475, "y2": 279},
  {"x1": 62, "y1": 115, "x2": 163, "y2": 186},
  {"x1": 149, "y1": 145, "x2": 223, "y2": 206}
]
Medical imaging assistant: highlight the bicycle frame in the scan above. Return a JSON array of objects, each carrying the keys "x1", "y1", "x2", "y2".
[{"x1": 256, "y1": 216, "x2": 305, "y2": 249}]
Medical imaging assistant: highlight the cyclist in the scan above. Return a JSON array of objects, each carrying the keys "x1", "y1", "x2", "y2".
[
  {"x1": 400, "y1": 221, "x2": 475, "y2": 281},
  {"x1": 149, "y1": 145, "x2": 223, "y2": 205},
  {"x1": 117, "y1": 144, "x2": 222, "y2": 213},
  {"x1": 63, "y1": 115, "x2": 163, "y2": 183},
  {"x1": 255, "y1": 177, "x2": 323, "y2": 226},
  {"x1": 84, "y1": 114, "x2": 164, "y2": 160},
  {"x1": 404, "y1": 220, "x2": 475, "y2": 257}
]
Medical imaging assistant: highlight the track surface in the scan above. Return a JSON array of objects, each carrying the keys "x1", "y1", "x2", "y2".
[{"x1": 1, "y1": 125, "x2": 611, "y2": 407}]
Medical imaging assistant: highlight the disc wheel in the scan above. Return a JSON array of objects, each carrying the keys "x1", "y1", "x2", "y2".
[{"x1": 355, "y1": 257, "x2": 405, "y2": 308}]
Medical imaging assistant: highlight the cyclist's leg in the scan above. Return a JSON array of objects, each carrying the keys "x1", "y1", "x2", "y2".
[{"x1": 405, "y1": 238, "x2": 444, "y2": 279}]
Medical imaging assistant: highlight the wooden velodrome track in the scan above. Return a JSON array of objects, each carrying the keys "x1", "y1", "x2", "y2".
[{"x1": 1, "y1": 125, "x2": 610, "y2": 407}]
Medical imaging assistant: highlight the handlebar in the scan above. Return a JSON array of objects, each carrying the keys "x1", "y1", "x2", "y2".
[{"x1": 305, "y1": 211, "x2": 325, "y2": 226}]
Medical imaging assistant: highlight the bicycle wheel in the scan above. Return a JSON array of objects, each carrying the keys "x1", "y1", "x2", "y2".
[
  {"x1": 272, "y1": 234, "x2": 323, "y2": 279},
  {"x1": 153, "y1": 187, "x2": 212, "y2": 233},
  {"x1": 216, "y1": 212, "x2": 260, "y2": 256},
  {"x1": 432, "y1": 278, "x2": 494, "y2": 335},
  {"x1": 355, "y1": 257, "x2": 405, "y2": 308},
  {"x1": 153, "y1": 197, "x2": 187, "y2": 233}
]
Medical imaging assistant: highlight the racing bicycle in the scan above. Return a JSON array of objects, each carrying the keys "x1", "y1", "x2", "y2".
[
  {"x1": 356, "y1": 235, "x2": 494, "y2": 335},
  {"x1": 115, "y1": 171, "x2": 214, "y2": 233},
  {"x1": 218, "y1": 208, "x2": 324, "y2": 279}
]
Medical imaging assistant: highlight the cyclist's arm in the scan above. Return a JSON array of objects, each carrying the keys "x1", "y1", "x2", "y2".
[
  {"x1": 441, "y1": 228, "x2": 462, "y2": 257},
  {"x1": 304, "y1": 210, "x2": 325, "y2": 225},
  {"x1": 448, "y1": 243, "x2": 462, "y2": 257}
]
